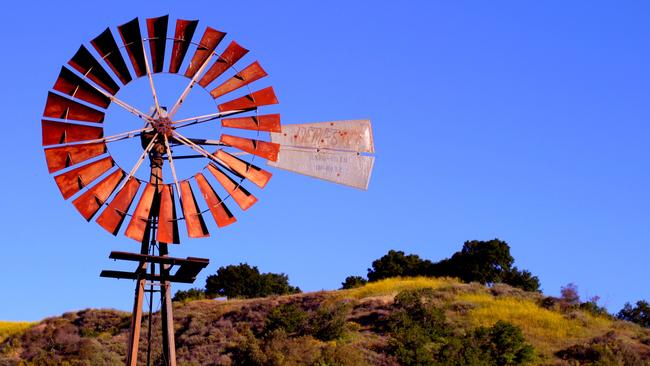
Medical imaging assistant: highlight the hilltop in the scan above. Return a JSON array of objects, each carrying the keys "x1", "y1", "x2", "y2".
[{"x1": 1, "y1": 277, "x2": 649, "y2": 365}]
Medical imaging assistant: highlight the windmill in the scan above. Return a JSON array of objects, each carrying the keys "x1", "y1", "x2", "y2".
[{"x1": 42, "y1": 15, "x2": 375, "y2": 365}]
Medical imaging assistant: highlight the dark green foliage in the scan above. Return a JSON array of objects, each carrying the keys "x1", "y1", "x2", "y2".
[
  {"x1": 367, "y1": 250, "x2": 432, "y2": 281},
  {"x1": 387, "y1": 288, "x2": 449, "y2": 365},
  {"x1": 430, "y1": 239, "x2": 514, "y2": 285},
  {"x1": 205, "y1": 263, "x2": 301, "y2": 299},
  {"x1": 341, "y1": 275, "x2": 367, "y2": 289},
  {"x1": 618, "y1": 300, "x2": 650, "y2": 328},
  {"x1": 366, "y1": 240, "x2": 540, "y2": 292},
  {"x1": 579, "y1": 296, "x2": 610, "y2": 318},
  {"x1": 264, "y1": 303, "x2": 308, "y2": 336},
  {"x1": 309, "y1": 302, "x2": 352, "y2": 341},
  {"x1": 172, "y1": 287, "x2": 207, "y2": 302},
  {"x1": 501, "y1": 267, "x2": 541, "y2": 293},
  {"x1": 438, "y1": 321, "x2": 534, "y2": 366}
]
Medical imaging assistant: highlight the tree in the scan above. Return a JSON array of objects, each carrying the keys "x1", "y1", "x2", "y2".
[
  {"x1": 205, "y1": 263, "x2": 301, "y2": 299},
  {"x1": 436, "y1": 239, "x2": 514, "y2": 285},
  {"x1": 367, "y1": 250, "x2": 432, "y2": 282},
  {"x1": 559, "y1": 283, "x2": 580, "y2": 310},
  {"x1": 172, "y1": 288, "x2": 207, "y2": 302},
  {"x1": 340, "y1": 276, "x2": 367, "y2": 289},
  {"x1": 617, "y1": 300, "x2": 650, "y2": 328},
  {"x1": 502, "y1": 267, "x2": 540, "y2": 292}
]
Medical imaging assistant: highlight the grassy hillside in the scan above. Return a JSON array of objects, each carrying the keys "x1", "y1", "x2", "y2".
[{"x1": 1, "y1": 277, "x2": 648, "y2": 365}]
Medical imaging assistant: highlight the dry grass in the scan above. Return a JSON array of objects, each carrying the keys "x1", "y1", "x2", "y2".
[
  {"x1": 0, "y1": 321, "x2": 33, "y2": 342},
  {"x1": 458, "y1": 293, "x2": 612, "y2": 356},
  {"x1": 341, "y1": 276, "x2": 459, "y2": 299}
]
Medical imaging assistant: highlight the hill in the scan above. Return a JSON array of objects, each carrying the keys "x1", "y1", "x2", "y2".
[{"x1": 1, "y1": 277, "x2": 649, "y2": 365}]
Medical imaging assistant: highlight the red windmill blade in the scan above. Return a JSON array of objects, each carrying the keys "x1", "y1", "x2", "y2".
[{"x1": 41, "y1": 16, "x2": 374, "y2": 366}]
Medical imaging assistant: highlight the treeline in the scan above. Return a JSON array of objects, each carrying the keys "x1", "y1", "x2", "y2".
[{"x1": 173, "y1": 239, "x2": 650, "y2": 330}]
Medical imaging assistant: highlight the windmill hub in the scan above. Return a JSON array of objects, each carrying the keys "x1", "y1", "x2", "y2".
[{"x1": 152, "y1": 116, "x2": 173, "y2": 137}]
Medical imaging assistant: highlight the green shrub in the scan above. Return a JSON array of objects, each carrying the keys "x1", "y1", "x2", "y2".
[
  {"x1": 265, "y1": 303, "x2": 308, "y2": 336},
  {"x1": 340, "y1": 276, "x2": 367, "y2": 289},
  {"x1": 309, "y1": 302, "x2": 352, "y2": 341},
  {"x1": 173, "y1": 288, "x2": 207, "y2": 303},
  {"x1": 387, "y1": 288, "x2": 449, "y2": 365},
  {"x1": 617, "y1": 300, "x2": 650, "y2": 328},
  {"x1": 439, "y1": 321, "x2": 534, "y2": 366},
  {"x1": 205, "y1": 263, "x2": 301, "y2": 299}
]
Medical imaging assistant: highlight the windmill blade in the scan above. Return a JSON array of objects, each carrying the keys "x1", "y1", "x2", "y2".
[
  {"x1": 72, "y1": 169, "x2": 125, "y2": 220},
  {"x1": 209, "y1": 61, "x2": 267, "y2": 99},
  {"x1": 91, "y1": 28, "x2": 132, "y2": 84},
  {"x1": 215, "y1": 150, "x2": 272, "y2": 188},
  {"x1": 68, "y1": 45, "x2": 120, "y2": 95},
  {"x1": 54, "y1": 156, "x2": 114, "y2": 199},
  {"x1": 157, "y1": 184, "x2": 180, "y2": 244},
  {"x1": 271, "y1": 119, "x2": 374, "y2": 153},
  {"x1": 268, "y1": 148, "x2": 374, "y2": 190},
  {"x1": 53, "y1": 67, "x2": 111, "y2": 109},
  {"x1": 44, "y1": 142, "x2": 107, "y2": 173},
  {"x1": 124, "y1": 183, "x2": 156, "y2": 242},
  {"x1": 118, "y1": 18, "x2": 147, "y2": 78},
  {"x1": 169, "y1": 19, "x2": 198, "y2": 73},
  {"x1": 221, "y1": 114, "x2": 281, "y2": 133},
  {"x1": 44, "y1": 92, "x2": 105, "y2": 123},
  {"x1": 220, "y1": 134, "x2": 279, "y2": 161},
  {"x1": 195, "y1": 173, "x2": 236, "y2": 228},
  {"x1": 42, "y1": 120, "x2": 103, "y2": 146},
  {"x1": 179, "y1": 181, "x2": 209, "y2": 238},
  {"x1": 206, "y1": 163, "x2": 257, "y2": 210},
  {"x1": 184, "y1": 27, "x2": 226, "y2": 78},
  {"x1": 199, "y1": 41, "x2": 248, "y2": 87},
  {"x1": 146, "y1": 15, "x2": 168, "y2": 73},
  {"x1": 96, "y1": 177, "x2": 141, "y2": 235},
  {"x1": 217, "y1": 86, "x2": 278, "y2": 112}
]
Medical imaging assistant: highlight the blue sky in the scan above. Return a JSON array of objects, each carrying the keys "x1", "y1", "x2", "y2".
[{"x1": 0, "y1": 1, "x2": 648, "y2": 320}]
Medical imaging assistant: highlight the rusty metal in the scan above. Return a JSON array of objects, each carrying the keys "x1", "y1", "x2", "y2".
[
  {"x1": 221, "y1": 114, "x2": 281, "y2": 133},
  {"x1": 269, "y1": 148, "x2": 374, "y2": 190},
  {"x1": 42, "y1": 120, "x2": 104, "y2": 146},
  {"x1": 68, "y1": 45, "x2": 120, "y2": 95},
  {"x1": 195, "y1": 173, "x2": 236, "y2": 228},
  {"x1": 169, "y1": 19, "x2": 198, "y2": 74},
  {"x1": 206, "y1": 163, "x2": 257, "y2": 210},
  {"x1": 54, "y1": 156, "x2": 114, "y2": 199},
  {"x1": 44, "y1": 92, "x2": 105, "y2": 122},
  {"x1": 184, "y1": 27, "x2": 226, "y2": 78},
  {"x1": 44, "y1": 142, "x2": 107, "y2": 173},
  {"x1": 100, "y1": 252, "x2": 209, "y2": 283},
  {"x1": 118, "y1": 18, "x2": 146, "y2": 78},
  {"x1": 96, "y1": 177, "x2": 141, "y2": 235},
  {"x1": 271, "y1": 119, "x2": 374, "y2": 153},
  {"x1": 199, "y1": 41, "x2": 249, "y2": 87},
  {"x1": 157, "y1": 184, "x2": 180, "y2": 244},
  {"x1": 209, "y1": 61, "x2": 267, "y2": 99},
  {"x1": 146, "y1": 15, "x2": 168, "y2": 73},
  {"x1": 215, "y1": 150, "x2": 272, "y2": 188},
  {"x1": 124, "y1": 183, "x2": 156, "y2": 242},
  {"x1": 91, "y1": 28, "x2": 132, "y2": 84},
  {"x1": 179, "y1": 180, "x2": 209, "y2": 238},
  {"x1": 72, "y1": 169, "x2": 125, "y2": 220},
  {"x1": 217, "y1": 86, "x2": 278, "y2": 112},
  {"x1": 53, "y1": 67, "x2": 111, "y2": 109},
  {"x1": 220, "y1": 134, "x2": 279, "y2": 161}
]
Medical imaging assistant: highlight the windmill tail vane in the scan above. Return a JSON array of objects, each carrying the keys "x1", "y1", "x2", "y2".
[{"x1": 41, "y1": 15, "x2": 374, "y2": 366}]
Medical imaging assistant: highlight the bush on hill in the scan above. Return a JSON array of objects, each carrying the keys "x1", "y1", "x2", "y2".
[
  {"x1": 363, "y1": 239, "x2": 540, "y2": 292},
  {"x1": 618, "y1": 300, "x2": 650, "y2": 328},
  {"x1": 341, "y1": 275, "x2": 367, "y2": 289},
  {"x1": 205, "y1": 263, "x2": 301, "y2": 299}
]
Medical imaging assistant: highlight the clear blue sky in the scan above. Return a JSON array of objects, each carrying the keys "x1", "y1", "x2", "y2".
[{"x1": 1, "y1": 1, "x2": 648, "y2": 321}]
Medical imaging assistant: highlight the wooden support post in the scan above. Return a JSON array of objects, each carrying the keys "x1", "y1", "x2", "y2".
[
  {"x1": 125, "y1": 232, "x2": 150, "y2": 366},
  {"x1": 159, "y1": 243, "x2": 176, "y2": 366}
]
